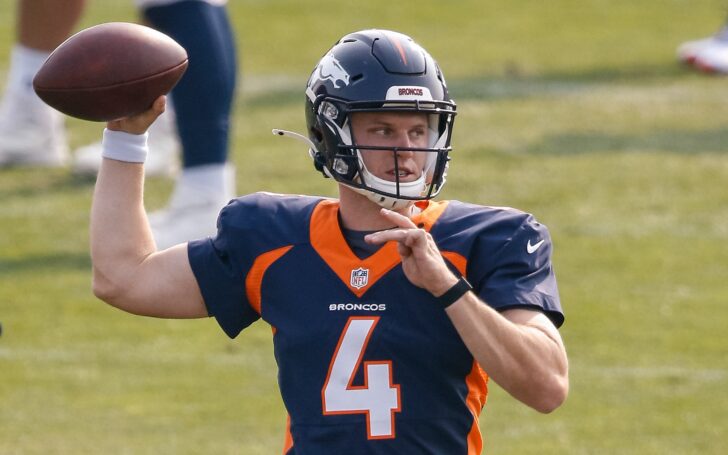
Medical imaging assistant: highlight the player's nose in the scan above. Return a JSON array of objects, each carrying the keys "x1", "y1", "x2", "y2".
[{"x1": 391, "y1": 131, "x2": 416, "y2": 155}]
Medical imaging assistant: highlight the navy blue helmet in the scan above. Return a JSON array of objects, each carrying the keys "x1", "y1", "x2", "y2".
[{"x1": 304, "y1": 29, "x2": 457, "y2": 209}]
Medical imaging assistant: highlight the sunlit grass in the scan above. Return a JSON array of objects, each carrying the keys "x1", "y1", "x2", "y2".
[{"x1": 1, "y1": 0, "x2": 727, "y2": 453}]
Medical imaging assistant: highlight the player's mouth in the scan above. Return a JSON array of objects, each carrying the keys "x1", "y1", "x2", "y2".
[{"x1": 386, "y1": 166, "x2": 418, "y2": 181}]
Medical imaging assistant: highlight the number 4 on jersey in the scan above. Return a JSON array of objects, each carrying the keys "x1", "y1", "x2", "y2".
[{"x1": 322, "y1": 316, "x2": 401, "y2": 439}]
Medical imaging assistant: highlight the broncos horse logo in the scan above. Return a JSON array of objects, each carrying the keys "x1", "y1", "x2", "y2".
[{"x1": 311, "y1": 53, "x2": 350, "y2": 89}]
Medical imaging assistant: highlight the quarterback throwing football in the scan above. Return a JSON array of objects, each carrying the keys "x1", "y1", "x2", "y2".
[{"x1": 91, "y1": 29, "x2": 568, "y2": 454}]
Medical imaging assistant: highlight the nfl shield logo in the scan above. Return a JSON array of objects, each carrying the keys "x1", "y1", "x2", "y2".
[{"x1": 350, "y1": 267, "x2": 369, "y2": 289}]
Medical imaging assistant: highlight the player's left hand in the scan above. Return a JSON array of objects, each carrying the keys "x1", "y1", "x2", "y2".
[{"x1": 365, "y1": 208, "x2": 459, "y2": 297}]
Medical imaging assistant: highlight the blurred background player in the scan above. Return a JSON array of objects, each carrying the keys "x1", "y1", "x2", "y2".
[
  {"x1": 677, "y1": 18, "x2": 728, "y2": 73},
  {"x1": 0, "y1": 0, "x2": 238, "y2": 248}
]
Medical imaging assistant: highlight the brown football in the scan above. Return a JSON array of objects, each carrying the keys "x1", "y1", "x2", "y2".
[{"x1": 33, "y1": 22, "x2": 188, "y2": 122}]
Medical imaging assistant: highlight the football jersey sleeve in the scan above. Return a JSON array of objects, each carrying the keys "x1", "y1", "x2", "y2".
[
  {"x1": 473, "y1": 213, "x2": 564, "y2": 327},
  {"x1": 187, "y1": 193, "x2": 322, "y2": 338},
  {"x1": 188, "y1": 201, "x2": 261, "y2": 338}
]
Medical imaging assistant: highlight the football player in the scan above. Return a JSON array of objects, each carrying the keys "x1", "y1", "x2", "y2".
[{"x1": 91, "y1": 29, "x2": 569, "y2": 454}]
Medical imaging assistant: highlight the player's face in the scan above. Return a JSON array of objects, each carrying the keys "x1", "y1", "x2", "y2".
[{"x1": 350, "y1": 112, "x2": 429, "y2": 183}]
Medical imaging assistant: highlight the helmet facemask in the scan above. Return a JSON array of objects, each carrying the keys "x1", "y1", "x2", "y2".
[{"x1": 315, "y1": 97, "x2": 456, "y2": 209}]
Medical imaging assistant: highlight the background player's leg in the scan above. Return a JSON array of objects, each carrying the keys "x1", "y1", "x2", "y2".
[
  {"x1": 18, "y1": 0, "x2": 86, "y2": 50},
  {"x1": 0, "y1": 0, "x2": 85, "y2": 167},
  {"x1": 142, "y1": 0, "x2": 238, "y2": 248}
]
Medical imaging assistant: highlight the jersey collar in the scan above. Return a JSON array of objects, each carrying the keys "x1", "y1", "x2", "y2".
[{"x1": 309, "y1": 199, "x2": 449, "y2": 297}]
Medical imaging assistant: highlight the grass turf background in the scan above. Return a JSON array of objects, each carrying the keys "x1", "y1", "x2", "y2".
[{"x1": 1, "y1": 0, "x2": 727, "y2": 453}]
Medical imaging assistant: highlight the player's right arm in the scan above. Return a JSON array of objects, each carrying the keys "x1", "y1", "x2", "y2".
[{"x1": 90, "y1": 96, "x2": 207, "y2": 319}]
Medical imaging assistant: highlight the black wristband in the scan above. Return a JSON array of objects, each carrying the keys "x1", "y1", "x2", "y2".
[{"x1": 435, "y1": 276, "x2": 473, "y2": 308}]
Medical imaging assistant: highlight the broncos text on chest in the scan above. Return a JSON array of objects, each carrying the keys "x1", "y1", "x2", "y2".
[{"x1": 328, "y1": 302, "x2": 387, "y2": 312}]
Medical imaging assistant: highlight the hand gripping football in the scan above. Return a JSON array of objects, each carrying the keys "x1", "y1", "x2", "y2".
[{"x1": 33, "y1": 22, "x2": 188, "y2": 122}]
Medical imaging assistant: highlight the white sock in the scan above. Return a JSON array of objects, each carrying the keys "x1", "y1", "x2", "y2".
[
  {"x1": 0, "y1": 45, "x2": 66, "y2": 142},
  {"x1": 7, "y1": 45, "x2": 51, "y2": 99},
  {"x1": 170, "y1": 163, "x2": 235, "y2": 207}
]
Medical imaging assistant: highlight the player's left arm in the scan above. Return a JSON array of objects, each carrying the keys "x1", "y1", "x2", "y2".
[
  {"x1": 445, "y1": 297, "x2": 568, "y2": 413},
  {"x1": 365, "y1": 208, "x2": 568, "y2": 413}
]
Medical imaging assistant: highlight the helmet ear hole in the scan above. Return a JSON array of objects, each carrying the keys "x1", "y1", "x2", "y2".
[
  {"x1": 313, "y1": 153, "x2": 326, "y2": 172},
  {"x1": 310, "y1": 126, "x2": 323, "y2": 142}
]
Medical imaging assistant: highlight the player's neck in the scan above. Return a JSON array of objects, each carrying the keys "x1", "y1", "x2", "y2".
[{"x1": 337, "y1": 185, "x2": 416, "y2": 231}]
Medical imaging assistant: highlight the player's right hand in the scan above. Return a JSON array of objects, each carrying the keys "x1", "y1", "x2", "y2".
[
  {"x1": 365, "y1": 208, "x2": 459, "y2": 297},
  {"x1": 106, "y1": 95, "x2": 166, "y2": 135}
]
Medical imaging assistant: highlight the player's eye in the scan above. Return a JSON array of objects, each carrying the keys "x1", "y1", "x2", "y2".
[
  {"x1": 369, "y1": 127, "x2": 392, "y2": 137},
  {"x1": 410, "y1": 128, "x2": 426, "y2": 138},
  {"x1": 409, "y1": 128, "x2": 427, "y2": 143}
]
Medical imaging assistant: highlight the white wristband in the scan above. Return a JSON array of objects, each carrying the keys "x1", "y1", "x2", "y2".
[{"x1": 101, "y1": 128, "x2": 149, "y2": 163}]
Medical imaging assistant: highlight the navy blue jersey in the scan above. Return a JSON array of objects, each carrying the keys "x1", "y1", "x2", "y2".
[{"x1": 188, "y1": 192, "x2": 563, "y2": 454}]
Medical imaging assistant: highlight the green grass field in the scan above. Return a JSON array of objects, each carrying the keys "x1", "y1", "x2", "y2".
[{"x1": 1, "y1": 0, "x2": 727, "y2": 453}]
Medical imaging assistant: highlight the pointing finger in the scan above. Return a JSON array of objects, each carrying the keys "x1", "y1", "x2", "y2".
[
  {"x1": 365, "y1": 227, "x2": 429, "y2": 250},
  {"x1": 365, "y1": 228, "x2": 410, "y2": 245},
  {"x1": 378, "y1": 208, "x2": 418, "y2": 229}
]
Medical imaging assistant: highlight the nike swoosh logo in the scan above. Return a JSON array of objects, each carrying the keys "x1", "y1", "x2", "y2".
[{"x1": 527, "y1": 239, "x2": 545, "y2": 254}]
